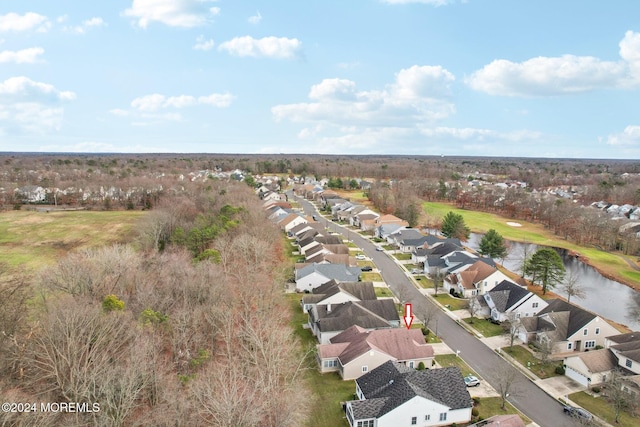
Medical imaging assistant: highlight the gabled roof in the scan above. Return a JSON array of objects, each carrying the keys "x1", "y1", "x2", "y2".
[
  {"x1": 485, "y1": 280, "x2": 531, "y2": 312},
  {"x1": 569, "y1": 348, "x2": 618, "y2": 373},
  {"x1": 607, "y1": 332, "x2": 640, "y2": 345},
  {"x1": 426, "y1": 241, "x2": 462, "y2": 256},
  {"x1": 314, "y1": 235, "x2": 343, "y2": 245},
  {"x1": 390, "y1": 228, "x2": 424, "y2": 241},
  {"x1": 377, "y1": 223, "x2": 406, "y2": 237},
  {"x1": 611, "y1": 340, "x2": 640, "y2": 363},
  {"x1": 306, "y1": 280, "x2": 377, "y2": 303},
  {"x1": 311, "y1": 300, "x2": 399, "y2": 332},
  {"x1": 296, "y1": 263, "x2": 362, "y2": 282},
  {"x1": 351, "y1": 361, "x2": 471, "y2": 419},
  {"x1": 537, "y1": 299, "x2": 597, "y2": 338},
  {"x1": 320, "y1": 326, "x2": 434, "y2": 365}
]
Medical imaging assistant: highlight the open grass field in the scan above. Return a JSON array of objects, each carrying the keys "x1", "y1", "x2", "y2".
[
  {"x1": 0, "y1": 210, "x2": 145, "y2": 271},
  {"x1": 422, "y1": 201, "x2": 640, "y2": 290}
]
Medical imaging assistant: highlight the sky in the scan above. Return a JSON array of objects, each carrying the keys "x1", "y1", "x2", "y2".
[{"x1": 1, "y1": 0, "x2": 640, "y2": 159}]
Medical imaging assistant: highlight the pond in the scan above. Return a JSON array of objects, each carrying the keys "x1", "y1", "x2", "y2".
[{"x1": 466, "y1": 233, "x2": 640, "y2": 331}]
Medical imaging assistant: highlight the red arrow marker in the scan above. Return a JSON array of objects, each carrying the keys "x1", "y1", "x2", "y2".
[{"x1": 403, "y1": 303, "x2": 414, "y2": 329}]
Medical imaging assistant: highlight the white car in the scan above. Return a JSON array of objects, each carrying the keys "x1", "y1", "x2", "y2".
[
  {"x1": 464, "y1": 375, "x2": 480, "y2": 387},
  {"x1": 410, "y1": 268, "x2": 423, "y2": 274},
  {"x1": 376, "y1": 246, "x2": 384, "y2": 251},
  {"x1": 355, "y1": 254, "x2": 366, "y2": 260}
]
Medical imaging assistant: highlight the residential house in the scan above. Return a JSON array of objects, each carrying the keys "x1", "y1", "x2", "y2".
[
  {"x1": 362, "y1": 214, "x2": 408, "y2": 233},
  {"x1": 295, "y1": 263, "x2": 362, "y2": 292},
  {"x1": 376, "y1": 223, "x2": 406, "y2": 240},
  {"x1": 308, "y1": 299, "x2": 400, "y2": 344},
  {"x1": 444, "y1": 260, "x2": 510, "y2": 297},
  {"x1": 301, "y1": 280, "x2": 377, "y2": 313},
  {"x1": 317, "y1": 325, "x2": 434, "y2": 380},
  {"x1": 607, "y1": 332, "x2": 640, "y2": 374},
  {"x1": 471, "y1": 280, "x2": 548, "y2": 322},
  {"x1": 563, "y1": 349, "x2": 619, "y2": 387},
  {"x1": 277, "y1": 212, "x2": 309, "y2": 233},
  {"x1": 345, "y1": 361, "x2": 472, "y2": 427},
  {"x1": 517, "y1": 299, "x2": 620, "y2": 354}
]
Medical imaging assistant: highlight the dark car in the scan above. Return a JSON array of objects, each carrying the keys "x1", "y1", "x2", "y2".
[
  {"x1": 563, "y1": 405, "x2": 593, "y2": 421},
  {"x1": 361, "y1": 266, "x2": 373, "y2": 272}
]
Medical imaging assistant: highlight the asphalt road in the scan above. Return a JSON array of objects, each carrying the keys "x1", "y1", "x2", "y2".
[{"x1": 296, "y1": 195, "x2": 580, "y2": 427}]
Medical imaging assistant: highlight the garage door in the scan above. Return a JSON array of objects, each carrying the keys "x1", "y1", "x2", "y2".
[{"x1": 565, "y1": 365, "x2": 589, "y2": 387}]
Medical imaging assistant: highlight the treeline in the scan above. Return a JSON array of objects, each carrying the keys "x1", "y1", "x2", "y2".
[{"x1": 0, "y1": 180, "x2": 309, "y2": 426}]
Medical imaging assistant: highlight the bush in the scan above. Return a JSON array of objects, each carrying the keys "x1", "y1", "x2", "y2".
[
  {"x1": 591, "y1": 386, "x2": 601, "y2": 393},
  {"x1": 422, "y1": 327, "x2": 430, "y2": 336},
  {"x1": 471, "y1": 408, "x2": 479, "y2": 417},
  {"x1": 102, "y1": 294, "x2": 125, "y2": 312},
  {"x1": 417, "y1": 362, "x2": 426, "y2": 371},
  {"x1": 555, "y1": 365, "x2": 565, "y2": 375}
]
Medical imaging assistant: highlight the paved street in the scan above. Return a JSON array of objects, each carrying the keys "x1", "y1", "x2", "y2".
[{"x1": 296, "y1": 196, "x2": 582, "y2": 427}]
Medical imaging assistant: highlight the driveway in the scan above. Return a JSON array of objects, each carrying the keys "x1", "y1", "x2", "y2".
[{"x1": 295, "y1": 195, "x2": 582, "y2": 427}]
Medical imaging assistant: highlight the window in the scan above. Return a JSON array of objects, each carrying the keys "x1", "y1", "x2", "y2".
[
  {"x1": 532, "y1": 302, "x2": 539, "y2": 308},
  {"x1": 568, "y1": 342, "x2": 573, "y2": 350},
  {"x1": 411, "y1": 416, "x2": 417, "y2": 425},
  {"x1": 408, "y1": 361, "x2": 415, "y2": 368},
  {"x1": 595, "y1": 327, "x2": 600, "y2": 335},
  {"x1": 439, "y1": 413, "x2": 447, "y2": 422},
  {"x1": 425, "y1": 415, "x2": 430, "y2": 421},
  {"x1": 323, "y1": 360, "x2": 338, "y2": 368},
  {"x1": 584, "y1": 340, "x2": 596, "y2": 349},
  {"x1": 626, "y1": 359, "x2": 633, "y2": 368},
  {"x1": 583, "y1": 328, "x2": 588, "y2": 336},
  {"x1": 362, "y1": 366, "x2": 368, "y2": 373},
  {"x1": 356, "y1": 421, "x2": 374, "y2": 427}
]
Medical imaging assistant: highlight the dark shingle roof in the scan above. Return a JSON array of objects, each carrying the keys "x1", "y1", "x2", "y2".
[
  {"x1": 486, "y1": 280, "x2": 530, "y2": 312},
  {"x1": 351, "y1": 361, "x2": 471, "y2": 419},
  {"x1": 537, "y1": 299, "x2": 596, "y2": 338},
  {"x1": 312, "y1": 300, "x2": 399, "y2": 332}
]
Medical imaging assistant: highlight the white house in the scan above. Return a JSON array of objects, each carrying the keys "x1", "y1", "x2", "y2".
[
  {"x1": 471, "y1": 280, "x2": 547, "y2": 322},
  {"x1": 345, "y1": 361, "x2": 472, "y2": 427},
  {"x1": 563, "y1": 349, "x2": 618, "y2": 387}
]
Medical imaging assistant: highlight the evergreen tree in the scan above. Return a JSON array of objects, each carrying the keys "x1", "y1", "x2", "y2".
[
  {"x1": 523, "y1": 248, "x2": 566, "y2": 294},
  {"x1": 440, "y1": 211, "x2": 470, "y2": 240},
  {"x1": 478, "y1": 229, "x2": 508, "y2": 259}
]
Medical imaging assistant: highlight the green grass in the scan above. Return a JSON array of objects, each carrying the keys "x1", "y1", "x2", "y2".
[
  {"x1": 463, "y1": 317, "x2": 505, "y2": 337},
  {"x1": 435, "y1": 354, "x2": 476, "y2": 377},
  {"x1": 382, "y1": 244, "x2": 395, "y2": 250},
  {"x1": 361, "y1": 272, "x2": 382, "y2": 282},
  {"x1": 0, "y1": 210, "x2": 145, "y2": 271},
  {"x1": 404, "y1": 263, "x2": 419, "y2": 270},
  {"x1": 569, "y1": 391, "x2": 637, "y2": 426},
  {"x1": 414, "y1": 276, "x2": 433, "y2": 288},
  {"x1": 433, "y1": 293, "x2": 469, "y2": 311},
  {"x1": 286, "y1": 294, "x2": 353, "y2": 427},
  {"x1": 501, "y1": 345, "x2": 561, "y2": 379},
  {"x1": 472, "y1": 397, "x2": 530, "y2": 425},
  {"x1": 392, "y1": 253, "x2": 412, "y2": 260},
  {"x1": 374, "y1": 287, "x2": 395, "y2": 298},
  {"x1": 422, "y1": 201, "x2": 640, "y2": 289}
]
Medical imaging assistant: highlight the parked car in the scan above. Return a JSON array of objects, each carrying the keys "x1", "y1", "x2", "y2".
[
  {"x1": 464, "y1": 375, "x2": 480, "y2": 387},
  {"x1": 355, "y1": 254, "x2": 366, "y2": 260},
  {"x1": 376, "y1": 246, "x2": 384, "y2": 251},
  {"x1": 563, "y1": 405, "x2": 593, "y2": 421},
  {"x1": 361, "y1": 266, "x2": 373, "y2": 272},
  {"x1": 312, "y1": 215, "x2": 318, "y2": 221},
  {"x1": 410, "y1": 268, "x2": 422, "y2": 274}
]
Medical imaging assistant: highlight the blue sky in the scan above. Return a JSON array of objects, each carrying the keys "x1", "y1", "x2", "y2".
[{"x1": 2, "y1": 0, "x2": 640, "y2": 158}]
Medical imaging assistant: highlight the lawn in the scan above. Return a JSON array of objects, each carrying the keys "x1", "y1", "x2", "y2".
[
  {"x1": 432, "y1": 293, "x2": 469, "y2": 311},
  {"x1": 501, "y1": 345, "x2": 561, "y2": 379},
  {"x1": 463, "y1": 317, "x2": 505, "y2": 337},
  {"x1": 374, "y1": 287, "x2": 395, "y2": 298},
  {"x1": 435, "y1": 354, "x2": 476, "y2": 377},
  {"x1": 286, "y1": 294, "x2": 353, "y2": 427},
  {"x1": 422, "y1": 201, "x2": 640, "y2": 290},
  {"x1": 569, "y1": 391, "x2": 637, "y2": 427},
  {"x1": 361, "y1": 272, "x2": 382, "y2": 282},
  {"x1": 0, "y1": 210, "x2": 145, "y2": 271},
  {"x1": 414, "y1": 276, "x2": 433, "y2": 288},
  {"x1": 472, "y1": 397, "x2": 530, "y2": 425},
  {"x1": 392, "y1": 253, "x2": 412, "y2": 261}
]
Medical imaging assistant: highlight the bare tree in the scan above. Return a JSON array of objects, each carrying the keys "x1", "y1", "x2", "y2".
[
  {"x1": 467, "y1": 297, "x2": 480, "y2": 323},
  {"x1": 429, "y1": 267, "x2": 444, "y2": 297},
  {"x1": 604, "y1": 369, "x2": 632, "y2": 424},
  {"x1": 560, "y1": 270, "x2": 586, "y2": 304},
  {"x1": 504, "y1": 313, "x2": 521, "y2": 351},
  {"x1": 492, "y1": 364, "x2": 521, "y2": 410}
]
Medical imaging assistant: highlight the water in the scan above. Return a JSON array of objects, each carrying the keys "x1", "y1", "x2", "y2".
[{"x1": 466, "y1": 233, "x2": 640, "y2": 331}]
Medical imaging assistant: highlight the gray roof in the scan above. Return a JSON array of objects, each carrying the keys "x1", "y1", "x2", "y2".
[
  {"x1": 304, "y1": 280, "x2": 377, "y2": 304},
  {"x1": 311, "y1": 300, "x2": 399, "y2": 332},
  {"x1": 296, "y1": 263, "x2": 362, "y2": 282},
  {"x1": 537, "y1": 299, "x2": 597, "y2": 338},
  {"x1": 607, "y1": 332, "x2": 640, "y2": 345},
  {"x1": 611, "y1": 340, "x2": 640, "y2": 363},
  {"x1": 378, "y1": 223, "x2": 405, "y2": 237},
  {"x1": 351, "y1": 361, "x2": 471, "y2": 419},
  {"x1": 485, "y1": 280, "x2": 530, "y2": 312},
  {"x1": 391, "y1": 229, "x2": 424, "y2": 241}
]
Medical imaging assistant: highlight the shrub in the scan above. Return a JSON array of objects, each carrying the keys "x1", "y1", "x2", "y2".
[
  {"x1": 417, "y1": 362, "x2": 426, "y2": 371},
  {"x1": 555, "y1": 365, "x2": 565, "y2": 375},
  {"x1": 591, "y1": 386, "x2": 601, "y2": 393},
  {"x1": 471, "y1": 408, "x2": 479, "y2": 417},
  {"x1": 102, "y1": 294, "x2": 125, "y2": 312}
]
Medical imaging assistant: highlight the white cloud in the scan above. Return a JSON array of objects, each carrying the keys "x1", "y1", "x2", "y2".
[
  {"x1": 0, "y1": 12, "x2": 50, "y2": 32},
  {"x1": 381, "y1": 0, "x2": 454, "y2": 5},
  {"x1": 0, "y1": 47, "x2": 44, "y2": 64},
  {"x1": 0, "y1": 76, "x2": 75, "y2": 134},
  {"x1": 248, "y1": 11, "x2": 262, "y2": 24},
  {"x1": 607, "y1": 125, "x2": 640, "y2": 147},
  {"x1": 64, "y1": 17, "x2": 107, "y2": 34},
  {"x1": 124, "y1": 0, "x2": 220, "y2": 28},
  {"x1": 467, "y1": 31, "x2": 640, "y2": 96},
  {"x1": 129, "y1": 91, "x2": 234, "y2": 111},
  {"x1": 193, "y1": 35, "x2": 215, "y2": 51},
  {"x1": 219, "y1": 36, "x2": 302, "y2": 59},
  {"x1": 273, "y1": 65, "x2": 455, "y2": 126},
  {"x1": 38, "y1": 141, "x2": 167, "y2": 153}
]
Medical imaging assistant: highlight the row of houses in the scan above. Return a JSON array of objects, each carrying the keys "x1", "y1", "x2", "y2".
[{"x1": 265, "y1": 193, "x2": 478, "y2": 427}]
